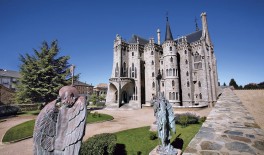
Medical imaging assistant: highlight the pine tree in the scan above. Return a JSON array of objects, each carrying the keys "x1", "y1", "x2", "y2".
[
  {"x1": 229, "y1": 78, "x2": 238, "y2": 89},
  {"x1": 15, "y1": 40, "x2": 73, "y2": 104}
]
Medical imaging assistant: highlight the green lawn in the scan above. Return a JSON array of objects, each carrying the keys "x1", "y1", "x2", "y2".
[
  {"x1": 2, "y1": 120, "x2": 35, "y2": 143},
  {"x1": 86, "y1": 112, "x2": 113, "y2": 124},
  {"x1": 115, "y1": 124, "x2": 202, "y2": 155},
  {"x1": 2, "y1": 112, "x2": 113, "y2": 143}
]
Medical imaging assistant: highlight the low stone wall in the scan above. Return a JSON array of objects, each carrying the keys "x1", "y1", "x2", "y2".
[
  {"x1": 14, "y1": 104, "x2": 39, "y2": 111},
  {"x1": 183, "y1": 88, "x2": 264, "y2": 155}
]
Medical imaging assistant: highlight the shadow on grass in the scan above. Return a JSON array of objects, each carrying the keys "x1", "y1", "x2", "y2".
[
  {"x1": 114, "y1": 143, "x2": 127, "y2": 155},
  {"x1": 171, "y1": 134, "x2": 184, "y2": 150}
]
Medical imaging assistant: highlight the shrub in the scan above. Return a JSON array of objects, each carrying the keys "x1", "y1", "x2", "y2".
[
  {"x1": 92, "y1": 112, "x2": 100, "y2": 118},
  {"x1": 175, "y1": 113, "x2": 200, "y2": 127},
  {"x1": 199, "y1": 116, "x2": 207, "y2": 123},
  {"x1": 149, "y1": 132, "x2": 157, "y2": 140},
  {"x1": 0, "y1": 105, "x2": 19, "y2": 117},
  {"x1": 80, "y1": 133, "x2": 117, "y2": 155}
]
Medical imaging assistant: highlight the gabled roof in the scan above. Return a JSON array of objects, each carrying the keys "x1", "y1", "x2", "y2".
[
  {"x1": 175, "y1": 30, "x2": 202, "y2": 43},
  {"x1": 0, "y1": 69, "x2": 20, "y2": 78},
  {"x1": 128, "y1": 34, "x2": 149, "y2": 45}
]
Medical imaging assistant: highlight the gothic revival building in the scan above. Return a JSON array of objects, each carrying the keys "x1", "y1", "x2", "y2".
[{"x1": 106, "y1": 12, "x2": 218, "y2": 109}]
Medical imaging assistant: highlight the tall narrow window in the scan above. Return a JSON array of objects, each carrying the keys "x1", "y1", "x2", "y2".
[
  {"x1": 152, "y1": 82, "x2": 155, "y2": 88},
  {"x1": 199, "y1": 93, "x2": 202, "y2": 99},
  {"x1": 188, "y1": 93, "x2": 190, "y2": 98},
  {"x1": 173, "y1": 69, "x2": 175, "y2": 76},
  {"x1": 132, "y1": 52, "x2": 134, "y2": 56},
  {"x1": 198, "y1": 81, "x2": 201, "y2": 87},
  {"x1": 152, "y1": 72, "x2": 154, "y2": 77},
  {"x1": 151, "y1": 51, "x2": 154, "y2": 55},
  {"x1": 172, "y1": 92, "x2": 175, "y2": 100},
  {"x1": 187, "y1": 81, "x2": 190, "y2": 87},
  {"x1": 169, "y1": 92, "x2": 172, "y2": 100},
  {"x1": 185, "y1": 50, "x2": 187, "y2": 54},
  {"x1": 135, "y1": 67, "x2": 137, "y2": 78},
  {"x1": 166, "y1": 69, "x2": 168, "y2": 76},
  {"x1": 185, "y1": 60, "x2": 188, "y2": 64},
  {"x1": 172, "y1": 80, "x2": 175, "y2": 86},
  {"x1": 132, "y1": 63, "x2": 134, "y2": 71},
  {"x1": 176, "y1": 92, "x2": 179, "y2": 100},
  {"x1": 152, "y1": 60, "x2": 154, "y2": 65},
  {"x1": 186, "y1": 71, "x2": 189, "y2": 76},
  {"x1": 170, "y1": 46, "x2": 172, "y2": 51},
  {"x1": 170, "y1": 57, "x2": 173, "y2": 62}
]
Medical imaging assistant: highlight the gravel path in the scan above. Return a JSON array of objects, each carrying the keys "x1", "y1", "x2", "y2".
[{"x1": 0, "y1": 107, "x2": 211, "y2": 155}]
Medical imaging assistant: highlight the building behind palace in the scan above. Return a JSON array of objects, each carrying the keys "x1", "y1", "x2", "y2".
[{"x1": 107, "y1": 12, "x2": 218, "y2": 109}]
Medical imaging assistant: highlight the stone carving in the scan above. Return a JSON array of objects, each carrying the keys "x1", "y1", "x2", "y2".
[
  {"x1": 153, "y1": 94, "x2": 177, "y2": 154},
  {"x1": 33, "y1": 86, "x2": 87, "y2": 155}
]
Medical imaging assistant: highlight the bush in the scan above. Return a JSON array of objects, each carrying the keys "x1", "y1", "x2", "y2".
[
  {"x1": 80, "y1": 133, "x2": 117, "y2": 155},
  {"x1": 175, "y1": 113, "x2": 200, "y2": 127},
  {"x1": 0, "y1": 105, "x2": 19, "y2": 117},
  {"x1": 149, "y1": 132, "x2": 157, "y2": 140},
  {"x1": 92, "y1": 112, "x2": 101, "y2": 118},
  {"x1": 199, "y1": 116, "x2": 207, "y2": 123}
]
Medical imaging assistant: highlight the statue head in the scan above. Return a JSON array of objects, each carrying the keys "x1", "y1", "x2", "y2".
[{"x1": 57, "y1": 86, "x2": 79, "y2": 107}]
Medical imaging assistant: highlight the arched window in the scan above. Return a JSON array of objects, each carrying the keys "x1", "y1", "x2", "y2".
[
  {"x1": 173, "y1": 69, "x2": 175, "y2": 76},
  {"x1": 172, "y1": 80, "x2": 175, "y2": 86},
  {"x1": 185, "y1": 60, "x2": 188, "y2": 64},
  {"x1": 172, "y1": 92, "x2": 175, "y2": 100},
  {"x1": 185, "y1": 50, "x2": 187, "y2": 54},
  {"x1": 152, "y1": 60, "x2": 154, "y2": 65},
  {"x1": 176, "y1": 92, "x2": 179, "y2": 100},
  {"x1": 152, "y1": 82, "x2": 155, "y2": 88},
  {"x1": 152, "y1": 72, "x2": 154, "y2": 77},
  {"x1": 151, "y1": 51, "x2": 154, "y2": 55},
  {"x1": 198, "y1": 81, "x2": 201, "y2": 87},
  {"x1": 132, "y1": 52, "x2": 134, "y2": 56},
  {"x1": 170, "y1": 57, "x2": 173, "y2": 62},
  {"x1": 187, "y1": 81, "x2": 190, "y2": 87},
  {"x1": 132, "y1": 63, "x2": 134, "y2": 71},
  {"x1": 188, "y1": 93, "x2": 190, "y2": 98},
  {"x1": 186, "y1": 71, "x2": 189, "y2": 76},
  {"x1": 166, "y1": 69, "x2": 168, "y2": 76},
  {"x1": 199, "y1": 93, "x2": 202, "y2": 99},
  {"x1": 170, "y1": 46, "x2": 172, "y2": 51},
  {"x1": 169, "y1": 68, "x2": 172, "y2": 76},
  {"x1": 169, "y1": 92, "x2": 171, "y2": 100}
]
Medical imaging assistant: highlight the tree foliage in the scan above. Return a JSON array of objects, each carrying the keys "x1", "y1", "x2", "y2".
[
  {"x1": 229, "y1": 78, "x2": 238, "y2": 89},
  {"x1": 15, "y1": 40, "x2": 73, "y2": 104}
]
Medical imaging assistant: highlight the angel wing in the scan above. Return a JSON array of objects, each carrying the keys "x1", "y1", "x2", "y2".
[
  {"x1": 59, "y1": 96, "x2": 87, "y2": 154},
  {"x1": 33, "y1": 100, "x2": 58, "y2": 155}
]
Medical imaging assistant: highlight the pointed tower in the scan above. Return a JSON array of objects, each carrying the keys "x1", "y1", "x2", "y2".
[
  {"x1": 162, "y1": 17, "x2": 181, "y2": 106},
  {"x1": 165, "y1": 17, "x2": 173, "y2": 41}
]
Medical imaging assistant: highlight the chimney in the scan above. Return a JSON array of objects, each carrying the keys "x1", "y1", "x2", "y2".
[{"x1": 157, "y1": 29, "x2": 161, "y2": 45}]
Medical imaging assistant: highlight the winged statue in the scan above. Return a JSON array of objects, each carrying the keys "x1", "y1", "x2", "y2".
[
  {"x1": 33, "y1": 86, "x2": 87, "y2": 155},
  {"x1": 152, "y1": 94, "x2": 177, "y2": 154}
]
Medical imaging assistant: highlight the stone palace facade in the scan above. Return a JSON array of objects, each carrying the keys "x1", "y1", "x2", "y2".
[{"x1": 106, "y1": 12, "x2": 218, "y2": 109}]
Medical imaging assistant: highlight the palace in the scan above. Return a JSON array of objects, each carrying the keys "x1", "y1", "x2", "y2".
[{"x1": 106, "y1": 12, "x2": 218, "y2": 109}]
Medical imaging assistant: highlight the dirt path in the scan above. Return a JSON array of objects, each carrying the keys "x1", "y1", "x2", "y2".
[
  {"x1": 234, "y1": 90, "x2": 264, "y2": 129},
  {"x1": 0, "y1": 107, "x2": 212, "y2": 155}
]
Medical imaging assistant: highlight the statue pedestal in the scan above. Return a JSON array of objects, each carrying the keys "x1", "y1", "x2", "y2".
[{"x1": 149, "y1": 145, "x2": 182, "y2": 155}]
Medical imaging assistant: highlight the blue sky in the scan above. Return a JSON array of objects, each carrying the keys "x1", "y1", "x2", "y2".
[{"x1": 0, "y1": 0, "x2": 263, "y2": 86}]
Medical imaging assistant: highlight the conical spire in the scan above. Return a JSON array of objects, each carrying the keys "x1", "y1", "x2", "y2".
[{"x1": 165, "y1": 16, "x2": 173, "y2": 41}]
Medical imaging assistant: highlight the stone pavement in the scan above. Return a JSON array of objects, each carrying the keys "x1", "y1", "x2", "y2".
[{"x1": 183, "y1": 88, "x2": 264, "y2": 155}]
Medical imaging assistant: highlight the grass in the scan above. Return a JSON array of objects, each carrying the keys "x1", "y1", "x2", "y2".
[
  {"x1": 86, "y1": 112, "x2": 113, "y2": 124},
  {"x1": 2, "y1": 112, "x2": 113, "y2": 143},
  {"x1": 2, "y1": 120, "x2": 35, "y2": 143},
  {"x1": 115, "y1": 124, "x2": 202, "y2": 155},
  {"x1": 17, "y1": 110, "x2": 40, "y2": 116}
]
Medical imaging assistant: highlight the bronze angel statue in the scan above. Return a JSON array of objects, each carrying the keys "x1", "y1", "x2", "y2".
[
  {"x1": 153, "y1": 94, "x2": 177, "y2": 154},
  {"x1": 33, "y1": 86, "x2": 87, "y2": 155}
]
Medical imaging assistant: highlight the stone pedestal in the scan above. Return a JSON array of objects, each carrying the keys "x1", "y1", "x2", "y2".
[{"x1": 149, "y1": 145, "x2": 182, "y2": 155}]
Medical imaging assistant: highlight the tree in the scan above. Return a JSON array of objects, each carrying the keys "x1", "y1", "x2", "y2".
[
  {"x1": 89, "y1": 94, "x2": 98, "y2": 105},
  {"x1": 15, "y1": 40, "x2": 73, "y2": 104},
  {"x1": 229, "y1": 78, "x2": 238, "y2": 89},
  {"x1": 223, "y1": 82, "x2": 226, "y2": 86}
]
